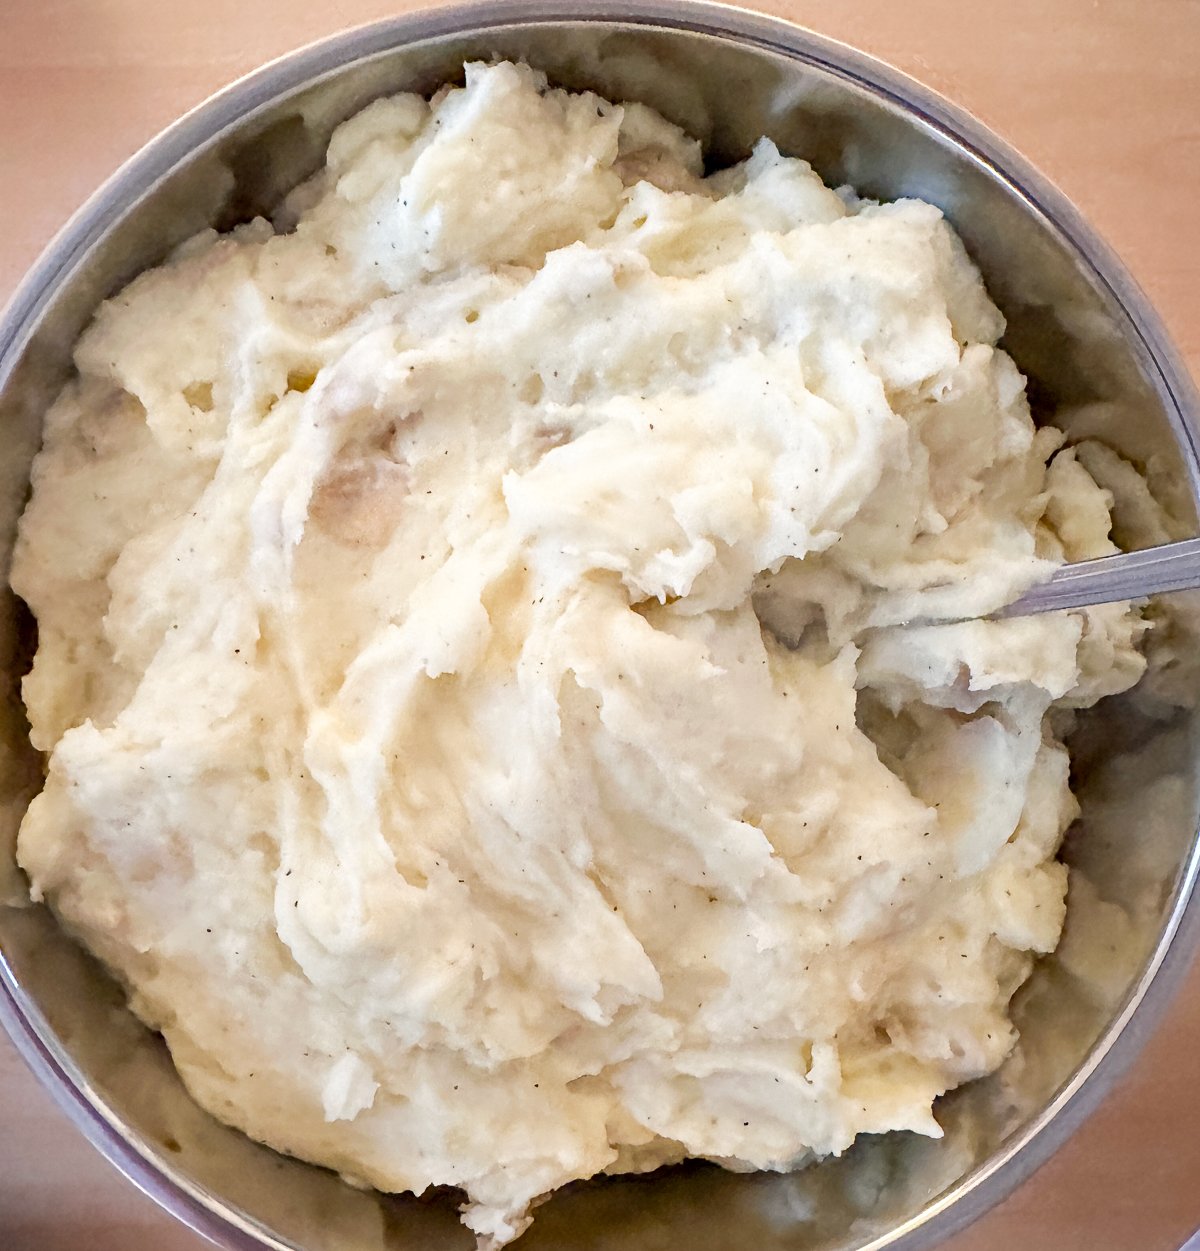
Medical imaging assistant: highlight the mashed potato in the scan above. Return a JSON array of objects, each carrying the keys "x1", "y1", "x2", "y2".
[{"x1": 12, "y1": 62, "x2": 1149, "y2": 1247}]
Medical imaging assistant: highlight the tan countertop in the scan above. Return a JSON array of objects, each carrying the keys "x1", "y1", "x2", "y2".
[{"x1": 2, "y1": 1, "x2": 1199, "y2": 1248}]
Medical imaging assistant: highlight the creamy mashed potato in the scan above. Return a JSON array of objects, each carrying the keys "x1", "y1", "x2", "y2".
[{"x1": 12, "y1": 62, "x2": 1149, "y2": 1247}]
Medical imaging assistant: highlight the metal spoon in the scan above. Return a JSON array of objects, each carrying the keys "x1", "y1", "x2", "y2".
[{"x1": 996, "y1": 536, "x2": 1200, "y2": 618}]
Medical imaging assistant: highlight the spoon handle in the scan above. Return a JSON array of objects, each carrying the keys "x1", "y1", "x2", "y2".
[{"x1": 999, "y1": 536, "x2": 1200, "y2": 618}]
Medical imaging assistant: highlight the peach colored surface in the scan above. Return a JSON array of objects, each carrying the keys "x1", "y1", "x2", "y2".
[{"x1": 1, "y1": 2, "x2": 1198, "y2": 1250}]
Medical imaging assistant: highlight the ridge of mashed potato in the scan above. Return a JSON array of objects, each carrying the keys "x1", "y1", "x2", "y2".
[{"x1": 12, "y1": 62, "x2": 1149, "y2": 1247}]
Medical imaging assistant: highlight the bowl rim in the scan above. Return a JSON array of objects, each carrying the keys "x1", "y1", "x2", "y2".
[{"x1": 2, "y1": 3, "x2": 1199, "y2": 1250}]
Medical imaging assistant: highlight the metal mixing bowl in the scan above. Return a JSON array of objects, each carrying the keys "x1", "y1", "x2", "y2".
[{"x1": 2, "y1": 3, "x2": 1198, "y2": 1249}]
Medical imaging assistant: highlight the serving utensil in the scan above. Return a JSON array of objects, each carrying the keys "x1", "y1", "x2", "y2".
[{"x1": 999, "y1": 537, "x2": 1200, "y2": 618}]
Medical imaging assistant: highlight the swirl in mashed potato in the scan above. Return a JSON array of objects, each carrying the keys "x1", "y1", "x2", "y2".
[{"x1": 12, "y1": 62, "x2": 1148, "y2": 1247}]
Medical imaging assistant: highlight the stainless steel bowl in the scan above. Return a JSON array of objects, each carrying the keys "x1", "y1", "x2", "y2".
[{"x1": 2, "y1": 3, "x2": 1198, "y2": 1249}]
